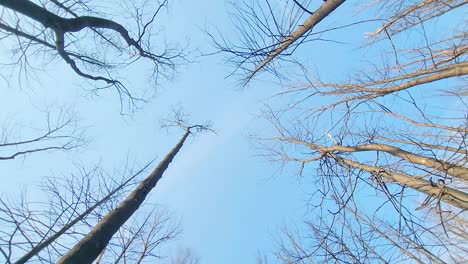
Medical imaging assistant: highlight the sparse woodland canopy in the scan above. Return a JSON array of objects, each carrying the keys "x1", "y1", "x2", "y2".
[
  {"x1": 218, "y1": 0, "x2": 467, "y2": 263},
  {"x1": 0, "y1": 108, "x2": 211, "y2": 263},
  {"x1": 0, "y1": 0, "x2": 467, "y2": 263},
  {"x1": 0, "y1": 162, "x2": 181, "y2": 263},
  {"x1": 0, "y1": 0, "x2": 200, "y2": 263}
]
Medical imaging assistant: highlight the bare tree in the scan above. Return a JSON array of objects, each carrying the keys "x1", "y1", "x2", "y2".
[
  {"x1": 57, "y1": 111, "x2": 212, "y2": 263},
  {"x1": 0, "y1": 0, "x2": 186, "y2": 109},
  {"x1": 0, "y1": 109, "x2": 86, "y2": 161},
  {"x1": 0, "y1": 160, "x2": 181, "y2": 264},
  {"x1": 222, "y1": 0, "x2": 467, "y2": 262},
  {"x1": 250, "y1": 0, "x2": 467, "y2": 207},
  {"x1": 209, "y1": 0, "x2": 346, "y2": 83},
  {"x1": 0, "y1": 1, "x2": 202, "y2": 262}
]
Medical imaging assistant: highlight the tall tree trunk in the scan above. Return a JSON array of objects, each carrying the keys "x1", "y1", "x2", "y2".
[{"x1": 56, "y1": 129, "x2": 190, "y2": 264}]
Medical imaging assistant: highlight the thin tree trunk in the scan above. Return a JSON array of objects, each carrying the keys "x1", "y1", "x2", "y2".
[
  {"x1": 245, "y1": 0, "x2": 346, "y2": 82},
  {"x1": 57, "y1": 129, "x2": 190, "y2": 264}
]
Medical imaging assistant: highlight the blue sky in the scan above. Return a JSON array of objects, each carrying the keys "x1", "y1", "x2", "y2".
[{"x1": 1, "y1": 0, "x2": 450, "y2": 263}]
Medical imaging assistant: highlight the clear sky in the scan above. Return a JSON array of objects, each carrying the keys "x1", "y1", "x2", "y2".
[{"x1": 0, "y1": 0, "x2": 435, "y2": 263}]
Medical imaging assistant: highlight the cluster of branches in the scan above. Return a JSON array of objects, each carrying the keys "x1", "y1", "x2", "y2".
[
  {"x1": 274, "y1": 202, "x2": 467, "y2": 263},
  {"x1": 58, "y1": 115, "x2": 211, "y2": 263},
  {"x1": 1, "y1": 112, "x2": 210, "y2": 263},
  {"x1": 208, "y1": 0, "x2": 346, "y2": 82},
  {"x1": 0, "y1": 1, "x2": 207, "y2": 262},
  {"x1": 220, "y1": 0, "x2": 467, "y2": 263},
  {"x1": 0, "y1": 0, "x2": 187, "y2": 110},
  {"x1": 0, "y1": 161, "x2": 181, "y2": 263},
  {"x1": 0, "y1": 109, "x2": 86, "y2": 161}
]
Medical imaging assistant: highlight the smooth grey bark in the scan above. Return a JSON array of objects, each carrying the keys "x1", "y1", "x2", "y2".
[{"x1": 56, "y1": 129, "x2": 190, "y2": 264}]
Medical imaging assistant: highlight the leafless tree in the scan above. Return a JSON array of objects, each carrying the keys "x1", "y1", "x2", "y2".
[
  {"x1": 0, "y1": 109, "x2": 86, "y2": 161},
  {"x1": 208, "y1": 0, "x2": 346, "y2": 83},
  {"x1": 0, "y1": 0, "x2": 186, "y2": 109},
  {"x1": 223, "y1": 0, "x2": 467, "y2": 262},
  {"x1": 251, "y1": 0, "x2": 467, "y2": 207},
  {"x1": 0, "y1": 160, "x2": 182, "y2": 264},
  {"x1": 56, "y1": 111, "x2": 212, "y2": 263}
]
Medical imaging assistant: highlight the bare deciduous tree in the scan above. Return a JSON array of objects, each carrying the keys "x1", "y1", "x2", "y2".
[
  {"x1": 0, "y1": 161, "x2": 181, "y2": 264},
  {"x1": 223, "y1": 0, "x2": 467, "y2": 262},
  {"x1": 209, "y1": 0, "x2": 346, "y2": 83},
  {"x1": 0, "y1": 0, "x2": 186, "y2": 108},
  {"x1": 57, "y1": 111, "x2": 212, "y2": 263}
]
